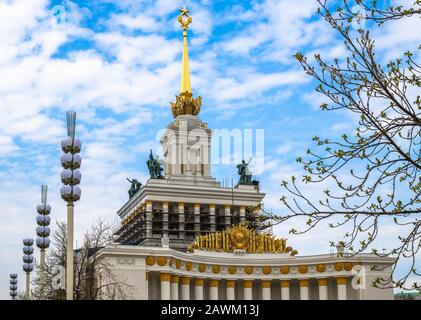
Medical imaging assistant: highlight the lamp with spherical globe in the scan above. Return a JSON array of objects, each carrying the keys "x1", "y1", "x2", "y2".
[
  {"x1": 22, "y1": 238, "x2": 34, "y2": 299},
  {"x1": 60, "y1": 111, "x2": 82, "y2": 301},
  {"x1": 36, "y1": 185, "x2": 51, "y2": 299},
  {"x1": 9, "y1": 274, "x2": 18, "y2": 300}
]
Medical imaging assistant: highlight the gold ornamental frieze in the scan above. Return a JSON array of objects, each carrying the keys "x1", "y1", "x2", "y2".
[{"x1": 187, "y1": 224, "x2": 298, "y2": 255}]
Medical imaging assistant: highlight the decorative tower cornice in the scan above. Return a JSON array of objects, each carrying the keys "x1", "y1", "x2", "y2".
[{"x1": 170, "y1": 6, "x2": 202, "y2": 118}]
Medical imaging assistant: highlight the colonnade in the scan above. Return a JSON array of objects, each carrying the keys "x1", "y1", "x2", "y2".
[
  {"x1": 144, "y1": 201, "x2": 247, "y2": 238},
  {"x1": 159, "y1": 273, "x2": 349, "y2": 300}
]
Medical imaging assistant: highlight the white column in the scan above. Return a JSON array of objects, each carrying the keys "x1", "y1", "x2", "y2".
[
  {"x1": 160, "y1": 273, "x2": 171, "y2": 300},
  {"x1": 280, "y1": 280, "x2": 290, "y2": 300},
  {"x1": 180, "y1": 277, "x2": 190, "y2": 300},
  {"x1": 337, "y1": 277, "x2": 347, "y2": 300},
  {"x1": 226, "y1": 280, "x2": 235, "y2": 300},
  {"x1": 224, "y1": 205, "x2": 231, "y2": 226},
  {"x1": 25, "y1": 272, "x2": 30, "y2": 300},
  {"x1": 40, "y1": 249, "x2": 46, "y2": 298},
  {"x1": 299, "y1": 280, "x2": 309, "y2": 300},
  {"x1": 171, "y1": 275, "x2": 179, "y2": 300},
  {"x1": 243, "y1": 280, "x2": 253, "y2": 300},
  {"x1": 146, "y1": 201, "x2": 153, "y2": 239},
  {"x1": 178, "y1": 203, "x2": 185, "y2": 240},
  {"x1": 145, "y1": 272, "x2": 149, "y2": 300},
  {"x1": 162, "y1": 202, "x2": 168, "y2": 237},
  {"x1": 66, "y1": 203, "x2": 74, "y2": 300},
  {"x1": 318, "y1": 278, "x2": 328, "y2": 300},
  {"x1": 194, "y1": 204, "x2": 200, "y2": 236},
  {"x1": 239, "y1": 206, "x2": 246, "y2": 223},
  {"x1": 194, "y1": 279, "x2": 204, "y2": 300},
  {"x1": 261, "y1": 280, "x2": 271, "y2": 300},
  {"x1": 209, "y1": 279, "x2": 219, "y2": 300},
  {"x1": 209, "y1": 205, "x2": 216, "y2": 232}
]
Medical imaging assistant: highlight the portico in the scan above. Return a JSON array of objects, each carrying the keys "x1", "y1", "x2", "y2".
[{"x1": 97, "y1": 243, "x2": 394, "y2": 300}]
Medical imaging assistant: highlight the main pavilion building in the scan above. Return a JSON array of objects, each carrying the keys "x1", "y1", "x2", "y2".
[{"x1": 97, "y1": 7, "x2": 394, "y2": 300}]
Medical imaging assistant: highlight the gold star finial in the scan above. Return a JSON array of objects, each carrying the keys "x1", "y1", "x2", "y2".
[
  {"x1": 180, "y1": 5, "x2": 190, "y2": 17},
  {"x1": 177, "y1": 6, "x2": 192, "y2": 30}
]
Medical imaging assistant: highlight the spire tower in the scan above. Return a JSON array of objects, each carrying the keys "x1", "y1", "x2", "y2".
[
  {"x1": 180, "y1": 6, "x2": 191, "y2": 94},
  {"x1": 170, "y1": 6, "x2": 202, "y2": 118}
]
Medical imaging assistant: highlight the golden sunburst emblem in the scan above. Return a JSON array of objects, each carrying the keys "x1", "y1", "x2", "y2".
[{"x1": 229, "y1": 225, "x2": 250, "y2": 250}]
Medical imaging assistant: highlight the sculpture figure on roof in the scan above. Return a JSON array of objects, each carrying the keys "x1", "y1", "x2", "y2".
[
  {"x1": 147, "y1": 150, "x2": 164, "y2": 179},
  {"x1": 127, "y1": 178, "x2": 142, "y2": 198},
  {"x1": 237, "y1": 158, "x2": 253, "y2": 185}
]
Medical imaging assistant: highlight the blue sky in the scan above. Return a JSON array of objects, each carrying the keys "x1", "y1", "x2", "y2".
[{"x1": 0, "y1": 0, "x2": 420, "y2": 299}]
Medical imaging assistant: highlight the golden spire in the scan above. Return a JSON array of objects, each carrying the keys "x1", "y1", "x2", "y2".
[
  {"x1": 170, "y1": 6, "x2": 202, "y2": 118},
  {"x1": 179, "y1": 6, "x2": 191, "y2": 94}
]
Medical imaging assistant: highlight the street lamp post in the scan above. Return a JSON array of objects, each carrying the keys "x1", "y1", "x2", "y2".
[
  {"x1": 36, "y1": 185, "x2": 51, "y2": 299},
  {"x1": 9, "y1": 274, "x2": 18, "y2": 300},
  {"x1": 60, "y1": 110, "x2": 82, "y2": 301},
  {"x1": 22, "y1": 239, "x2": 34, "y2": 300}
]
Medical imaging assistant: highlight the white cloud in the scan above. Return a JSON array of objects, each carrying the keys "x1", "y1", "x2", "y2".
[
  {"x1": 275, "y1": 142, "x2": 293, "y2": 155},
  {"x1": 0, "y1": 0, "x2": 49, "y2": 46},
  {"x1": 0, "y1": 0, "x2": 418, "y2": 299},
  {"x1": 331, "y1": 122, "x2": 352, "y2": 132},
  {"x1": 95, "y1": 32, "x2": 179, "y2": 65},
  {"x1": 109, "y1": 13, "x2": 159, "y2": 32},
  {"x1": 375, "y1": 15, "x2": 421, "y2": 62},
  {"x1": 0, "y1": 135, "x2": 19, "y2": 157},
  {"x1": 220, "y1": 0, "x2": 334, "y2": 63},
  {"x1": 209, "y1": 69, "x2": 308, "y2": 102}
]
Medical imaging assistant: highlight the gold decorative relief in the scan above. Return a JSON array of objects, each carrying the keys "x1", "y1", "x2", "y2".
[
  {"x1": 160, "y1": 273, "x2": 171, "y2": 282},
  {"x1": 228, "y1": 266, "x2": 237, "y2": 275},
  {"x1": 198, "y1": 263, "x2": 206, "y2": 273},
  {"x1": 145, "y1": 256, "x2": 155, "y2": 266},
  {"x1": 244, "y1": 266, "x2": 254, "y2": 275},
  {"x1": 344, "y1": 262, "x2": 353, "y2": 271},
  {"x1": 187, "y1": 224, "x2": 295, "y2": 255},
  {"x1": 298, "y1": 265, "x2": 308, "y2": 274},
  {"x1": 316, "y1": 264, "x2": 326, "y2": 273},
  {"x1": 209, "y1": 279, "x2": 219, "y2": 287},
  {"x1": 157, "y1": 256, "x2": 167, "y2": 267},
  {"x1": 336, "y1": 277, "x2": 347, "y2": 285},
  {"x1": 280, "y1": 266, "x2": 290, "y2": 275},
  {"x1": 212, "y1": 265, "x2": 220, "y2": 274},
  {"x1": 262, "y1": 266, "x2": 271, "y2": 275}
]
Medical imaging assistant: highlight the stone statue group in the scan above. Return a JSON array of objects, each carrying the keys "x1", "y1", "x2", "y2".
[
  {"x1": 236, "y1": 158, "x2": 253, "y2": 185},
  {"x1": 127, "y1": 150, "x2": 255, "y2": 199},
  {"x1": 126, "y1": 178, "x2": 141, "y2": 199},
  {"x1": 126, "y1": 150, "x2": 164, "y2": 199},
  {"x1": 146, "y1": 149, "x2": 164, "y2": 179}
]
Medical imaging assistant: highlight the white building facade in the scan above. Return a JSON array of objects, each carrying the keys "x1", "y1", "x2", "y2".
[
  {"x1": 99, "y1": 7, "x2": 395, "y2": 300},
  {"x1": 97, "y1": 244, "x2": 394, "y2": 300}
]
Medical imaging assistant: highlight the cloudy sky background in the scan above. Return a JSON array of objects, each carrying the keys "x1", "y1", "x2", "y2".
[{"x1": 0, "y1": 0, "x2": 419, "y2": 298}]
